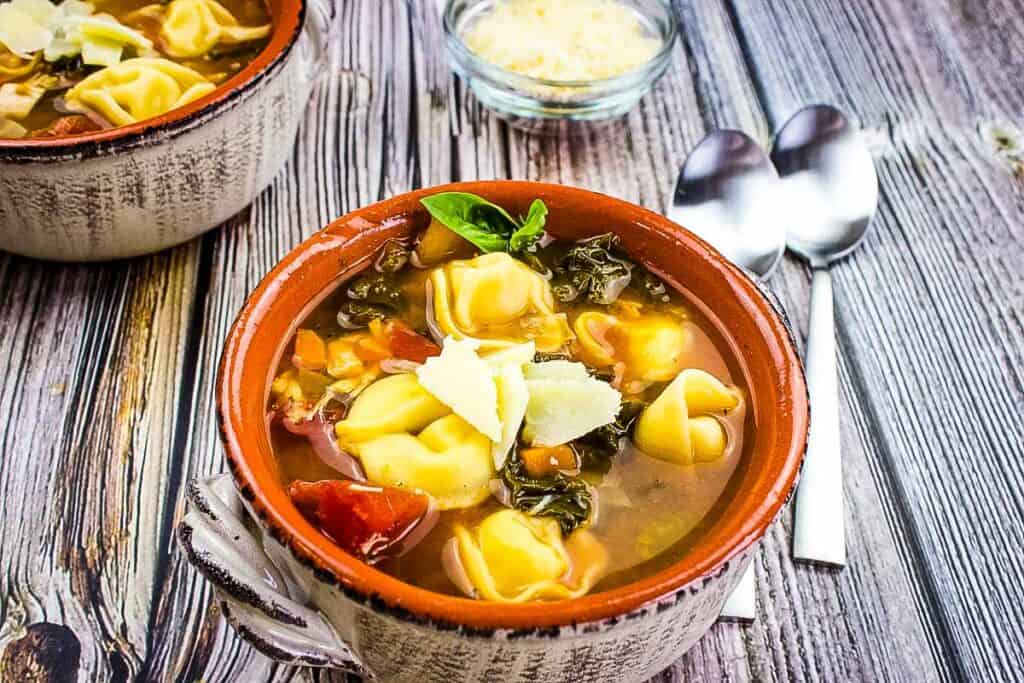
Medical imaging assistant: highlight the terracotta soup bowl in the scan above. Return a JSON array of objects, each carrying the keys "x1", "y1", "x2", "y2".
[
  {"x1": 177, "y1": 181, "x2": 809, "y2": 682},
  {"x1": 0, "y1": 0, "x2": 326, "y2": 262}
]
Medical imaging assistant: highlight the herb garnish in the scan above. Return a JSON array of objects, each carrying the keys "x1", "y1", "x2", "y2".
[{"x1": 419, "y1": 192, "x2": 548, "y2": 254}]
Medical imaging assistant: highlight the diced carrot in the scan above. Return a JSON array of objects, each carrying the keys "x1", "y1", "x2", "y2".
[
  {"x1": 293, "y1": 329, "x2": 327, "y2": 370},
  {"x1": 354, "y1": 335, "x2": 393, "y2": 362},
  {"x1": 520, "y1": 445, "x2": 578, "y2": 478}
]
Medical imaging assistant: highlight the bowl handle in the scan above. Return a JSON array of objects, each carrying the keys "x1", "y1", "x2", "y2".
[{"x1": 176, "y1": 475, "x2": 372, "y2": 677}]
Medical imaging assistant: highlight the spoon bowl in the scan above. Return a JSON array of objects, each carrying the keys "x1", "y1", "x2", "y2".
[
  {"x1": 670, "y1": 130, "x2": 786, "y2": 278},
  {"x1": 772, "y1": 105, "x2": 878, "y2": 267}
]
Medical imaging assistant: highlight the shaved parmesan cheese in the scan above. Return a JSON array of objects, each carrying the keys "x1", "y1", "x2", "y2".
[
  {"x1": 524, "y1": 360, "x2": 589, "y2": 382},
  {"x1": 12, "y1": 0, "x2": 59, "y2": 24},
  {"x1": 462, "y1": 0, "x2": 662, "y2": 83},
  {"x1": 522, "y1": 365, "x2": 621, "y2": 447},
  {"x1": 58, "y1": 0, "x2": 94, "y2": 17},
  {"x1": 482, "y1": 341, "x2": 536, "y2": 370},
  {"x1": 492, "y1": 362, "x2": 529, "y2": 469},
  {"x1": 417, "y1": 336, "x2": 502, "y2": 442},
  {"x1": 0, "y1": 4, "x2": 54, "y2": 57},
  {"x1": 43, "y1": 37, "x2": 80, "y2": 61}
]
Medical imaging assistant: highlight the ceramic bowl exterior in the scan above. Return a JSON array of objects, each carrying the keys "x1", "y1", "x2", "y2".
[
  {"x1": 177, "y1": 181, "x2": 809, "y2": 681},
  {"x1": 0, "y1": 0, "x2": 321, "y2": 262}
]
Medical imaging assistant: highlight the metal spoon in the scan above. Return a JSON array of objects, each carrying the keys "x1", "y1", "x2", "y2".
[
  {"x1": 771, "y1": 105, "x2": 878, "y2": 567},
  {"x1": 669, "y1": 130, "x2": 786, "y2": 278},
  {"x1": 669, "y1": 130, "x2": 788, "y2": 621}
]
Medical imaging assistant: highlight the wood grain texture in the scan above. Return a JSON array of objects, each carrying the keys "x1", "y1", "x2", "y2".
[{"x1": 0, "y1": 0, "x2": 1021, "y2": 681}]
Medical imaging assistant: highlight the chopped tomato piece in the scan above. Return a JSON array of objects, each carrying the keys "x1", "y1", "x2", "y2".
[
  {"x1": 520, "y1": 445, "x2": 579, "y2": 478},
  {"x1": 293, "y1": 329, "x2": 328, "y2": 370},
  {"x1": 385, "y1": 321, "x2": 440, "y2": 363},
  {"x1": 288, "y1": 480, "x2": 435, "y2": 562},
  {"x1": 32, "y1": 115, "x2": 101, "y2": 138}
]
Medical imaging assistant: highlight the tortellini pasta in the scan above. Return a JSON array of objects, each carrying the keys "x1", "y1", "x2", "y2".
[
  {"x1": 574, "y1": 310, "x2": 689, "y2": 383},
  {"x1": 634, "y1": 368, "x2": 741, "y2": 465},
  {"x1": 335, "y1": 373, "x2": 494, "y2": 509},
  {"x1": 430, "y1": 252, "x2": 573, "y2": 353},
  {"x1": 160, "y1": 0, "x2": 271, "y2": 58},
  {"x1": 450, "y1": 509, "x2": 607, "y2": 602},
  {"x1": 65, "y1": 57, "x2": 215, "y2": 126}
]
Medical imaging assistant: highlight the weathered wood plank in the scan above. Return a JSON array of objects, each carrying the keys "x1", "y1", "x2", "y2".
[
  {"x1": 0, "y1": 246, "x2": 201, "y2": 681},
  {"x1": 724, "y1": 0, "x2": 1024, "y2": 679}
]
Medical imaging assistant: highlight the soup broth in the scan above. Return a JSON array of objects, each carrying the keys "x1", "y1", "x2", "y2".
[{"x1": 269, "y1": 194, "x2": 751, "y2": 602}]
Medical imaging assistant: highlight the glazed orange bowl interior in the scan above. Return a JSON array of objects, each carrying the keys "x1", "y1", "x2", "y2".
[{"x1": 218, "y1": 181, "x2": 808, "y2": 629}]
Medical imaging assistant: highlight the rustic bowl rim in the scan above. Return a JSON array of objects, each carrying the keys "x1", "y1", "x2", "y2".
[
  {"x1": 217, "y1": 180, "x2": 809, "y2": 631},
  {"x1": 0, "y1": 0, "x2": 304, "y2": 160}
]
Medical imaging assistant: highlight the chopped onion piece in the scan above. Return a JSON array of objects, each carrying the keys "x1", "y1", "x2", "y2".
[
  {"x1": 281, "y1": 413, "x2": 366, "y2": 482},
  {"x1": 441, "y1": 537, "x2": 476, "y2": 598},
  {"x1": 379, "y1": 358, "x2": 420, "y2": 374}
]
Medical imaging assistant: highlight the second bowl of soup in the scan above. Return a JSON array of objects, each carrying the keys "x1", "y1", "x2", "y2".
[
  {"x1": 178, "y1": 181, "x2": 808, "y2": 682},
  {"x1": 0, "y1": 0, "x2": 323, "y2": 261}
]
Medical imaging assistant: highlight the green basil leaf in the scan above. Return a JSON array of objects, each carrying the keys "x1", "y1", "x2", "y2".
[
  {"x1": 420, "y1": 192, "x2": 519, "y2": 253},
  {"x1": 509, "y1": 199, "x2": 548, "y2": 252}
]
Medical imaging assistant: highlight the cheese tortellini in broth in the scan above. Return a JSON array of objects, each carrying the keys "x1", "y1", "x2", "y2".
[
  {"x1": 335, "y1": 373, "x2": 494, "y2": 509},
  {"x1": 160, "y1": 0, "x2": 271, "y2": 58},
  {"x1": 65, "y1": 58, "x2": 215, "y2": 126},
  {"x1": 430, "y1": 252, "x2": 573, "y2": 353},
  {"x1": 449, "y1": 509, "x2": 608, "y2": 602},
  {"x1": 634, "y1": 368, "x2": 741, "y2": 465},
  {"x1": 574, "y1": 310, "x2": 689, "y2": 383}
]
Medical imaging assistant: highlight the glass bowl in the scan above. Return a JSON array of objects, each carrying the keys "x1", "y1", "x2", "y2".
[{"x1": 442, "y1": 0, "x2": 679, "y2": 123}]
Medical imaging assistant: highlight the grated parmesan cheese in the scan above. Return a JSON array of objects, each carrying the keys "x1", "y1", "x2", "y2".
[{"x1": 461, "y1": 0, "x2": 662, "y2": 82}]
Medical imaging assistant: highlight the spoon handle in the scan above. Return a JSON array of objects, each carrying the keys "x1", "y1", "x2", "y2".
[{"x1": 792, "y1": 267, "x2": 846, "y2": 566}]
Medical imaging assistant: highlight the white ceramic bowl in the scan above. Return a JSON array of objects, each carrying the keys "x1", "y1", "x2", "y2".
[{"x1": 177, "y1": 183, "x2": 809, "y2": 682}]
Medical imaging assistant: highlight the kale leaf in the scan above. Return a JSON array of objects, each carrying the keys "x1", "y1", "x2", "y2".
[
  {"x1": 501, "y1": 450, "x2": 592, "y2": 535},
  {"x1": 572, "y1": 399, "x2": 647, "y2": 473},
  {"x1": 347, "y1": 273, "x2": 403, "y2": 309},
  {"x1": 552, "y1": 233, "x2": 634, "y2": 305},
  {"x1": 336, "y1": 301, "x2": 389, "y2": 328}
]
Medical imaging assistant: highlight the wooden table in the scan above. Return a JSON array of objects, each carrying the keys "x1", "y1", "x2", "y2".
[{"x1": 1, "y1": 1, "x2": 1022, "y2": 681}]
